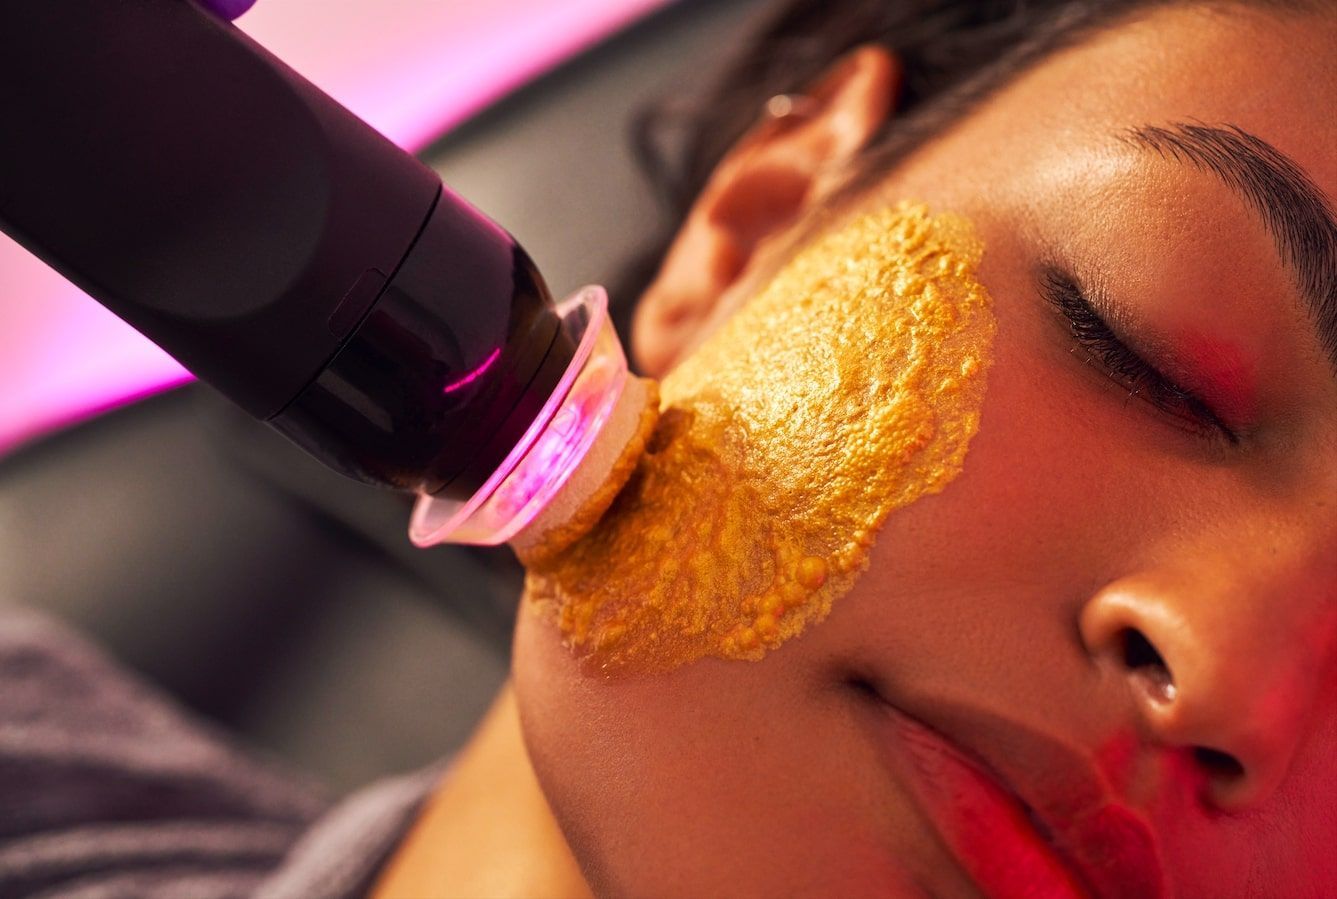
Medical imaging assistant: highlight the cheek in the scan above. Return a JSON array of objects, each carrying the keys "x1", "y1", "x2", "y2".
[
  {"x1": 843, "y1": 207, "x2": 1180, "y2": 582},
  {"x1": 524, "y1": 202, "x2": 998, "y2": 676},
  {"x1": 788, "y1": 232, "x2": 1150, "y2": 698}
]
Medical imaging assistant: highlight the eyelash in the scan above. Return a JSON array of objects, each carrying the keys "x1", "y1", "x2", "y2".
[{"x1": 1039, "y1": 268, "x2": 1240, "y2": 445}]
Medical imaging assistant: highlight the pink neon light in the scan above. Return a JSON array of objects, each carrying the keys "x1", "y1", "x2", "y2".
[
  {"x1": 0, "y1": 0, "x2": 671, "y2": 456},
  {"x1": 442, "y1": 347, "x2": 501, "y2": 394},
  {"x1": 501, "y1": 394, "x2": 598, "y2": 523}
]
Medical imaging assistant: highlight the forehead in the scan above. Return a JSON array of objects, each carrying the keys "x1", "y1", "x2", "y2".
[
  {"x1": 961, "y1": 4, "x2": 1337, "y2": 199},
  {"x1": 859, "y1": 6, "x2": 1337, "y2": 249}
]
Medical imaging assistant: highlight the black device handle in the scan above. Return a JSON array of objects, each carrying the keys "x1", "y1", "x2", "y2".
[{"x1": 0, "y1": 0, "x2": 575, "y2": 500}]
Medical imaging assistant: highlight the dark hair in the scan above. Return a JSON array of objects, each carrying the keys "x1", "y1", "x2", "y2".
[{"x1": 614, "y1": 0, "x2": 1316, "y2": 315}]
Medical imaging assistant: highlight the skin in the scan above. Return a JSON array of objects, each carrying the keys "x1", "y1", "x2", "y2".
[{"x1": 378, "y1": 4, "x2": 1337, "y2": 897}]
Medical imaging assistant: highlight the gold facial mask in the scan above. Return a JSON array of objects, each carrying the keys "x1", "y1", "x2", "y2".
[{"x1": 523, "y1": 202, "x2": 996, "y2": 673}]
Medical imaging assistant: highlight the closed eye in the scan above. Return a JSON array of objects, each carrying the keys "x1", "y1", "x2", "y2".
[{"x1": 1038, "y1": 266, "x2": 1240, "y2": 446}]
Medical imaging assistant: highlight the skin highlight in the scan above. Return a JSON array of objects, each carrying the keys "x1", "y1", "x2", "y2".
[{"x1": 524, "y1": 202, "x2": 995, "y2": 673}]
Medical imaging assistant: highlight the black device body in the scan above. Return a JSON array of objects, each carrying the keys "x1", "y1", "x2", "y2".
[{"x1": 0, "y1": 0, "x2": 575, "y2": 501}]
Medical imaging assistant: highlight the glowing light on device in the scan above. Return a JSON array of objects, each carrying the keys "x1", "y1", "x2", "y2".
[
  {"x1": 410, "y1": 285, "x2": 627, "y2": 547},
  {"x1": 442, "y1": 346, "x2": 501, "y2": 394}
]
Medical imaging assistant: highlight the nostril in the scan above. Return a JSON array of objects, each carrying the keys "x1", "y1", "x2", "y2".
[
  {"x1": 1121, "y1": 628, "x2": 1162, "y2": 668},
  {"x1": 1119, "y1": 628, "x2": 1176, "y2": 703},
  {"x1": 1193, "y1": 746, "x2": 1245, "y2": 781}
]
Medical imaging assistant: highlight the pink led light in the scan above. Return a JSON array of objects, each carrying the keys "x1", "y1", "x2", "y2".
[
  {"x1": 504, "y1": 407, "x2": 586, "y2": 511},
  {"x1": 493, "y1": 367, "x2": 610, "y2": 520},
  {"x1": 442, "y1": 347, "x2": 501, "y2": 394}
]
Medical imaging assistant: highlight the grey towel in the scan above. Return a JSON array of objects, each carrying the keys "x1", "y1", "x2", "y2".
[{"x1": 0, "y1": 609, "x2": 440, "y2": 899}]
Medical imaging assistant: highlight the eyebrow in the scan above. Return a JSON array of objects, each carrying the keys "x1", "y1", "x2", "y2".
[{"x1": 1121, "y1": 122, "x2": 1337, "y2": 372}]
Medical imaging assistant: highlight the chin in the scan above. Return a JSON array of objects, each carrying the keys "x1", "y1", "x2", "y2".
[{"x1": 510, "y1": 608, "x2": 971, "y2": 898}]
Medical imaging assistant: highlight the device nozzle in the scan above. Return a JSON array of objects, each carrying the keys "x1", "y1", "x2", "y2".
[{"x1": 409, "y1": 285, "x2": 659, "y2": 555}]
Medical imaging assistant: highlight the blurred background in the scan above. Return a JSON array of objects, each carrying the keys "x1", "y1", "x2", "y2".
[{"x1": 0, "y1": 0, "x2": 770, "y2": 794}]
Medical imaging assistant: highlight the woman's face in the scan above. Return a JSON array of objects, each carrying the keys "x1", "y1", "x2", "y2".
[{"x1": 514, "y1": 5, "x2": 1337, "y2": 897}]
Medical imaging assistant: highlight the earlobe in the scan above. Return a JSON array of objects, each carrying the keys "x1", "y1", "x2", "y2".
[{"x1": 632, "y1": 45, "x2": 900, "y2": 377}]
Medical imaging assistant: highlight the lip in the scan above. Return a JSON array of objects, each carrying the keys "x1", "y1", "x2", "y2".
[{"x1": 867, "y1": 695, "x2": 1166, "y2": 899}]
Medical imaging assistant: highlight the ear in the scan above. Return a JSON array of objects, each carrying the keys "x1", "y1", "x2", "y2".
[{"x1": 632, "y1": 45, "x2": 900, "y2": 377}]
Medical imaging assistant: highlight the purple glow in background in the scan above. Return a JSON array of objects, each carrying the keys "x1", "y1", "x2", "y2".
[{"x1": 0, "y1": 0, "x2": 669, "y2": 456}]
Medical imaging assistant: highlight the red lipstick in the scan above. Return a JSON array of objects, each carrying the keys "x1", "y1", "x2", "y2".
[{"x1": 871, "y1": 701, "x2": 1165, "y2": 899}]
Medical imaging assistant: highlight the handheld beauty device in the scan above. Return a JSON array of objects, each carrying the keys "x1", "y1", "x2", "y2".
[{"x1": 0, "y1": 0, "x2": 655, "y2": 550}]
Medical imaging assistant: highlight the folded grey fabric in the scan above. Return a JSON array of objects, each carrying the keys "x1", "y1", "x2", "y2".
[{"x1": 0, "y1": 609, "x2": 439, "y2": 899}]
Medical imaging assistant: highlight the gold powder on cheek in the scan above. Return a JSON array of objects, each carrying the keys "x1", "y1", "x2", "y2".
[{"x1": 524, "y1": 202, "x2": 996, "y2": 673}]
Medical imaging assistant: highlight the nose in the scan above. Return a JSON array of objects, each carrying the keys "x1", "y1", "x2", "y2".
[{"x1": 1078, "y1": 546, "x2": 1337, "y2": 810}]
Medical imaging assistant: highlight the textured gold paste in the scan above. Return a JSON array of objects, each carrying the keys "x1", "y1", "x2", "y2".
[{"x1": 524, "y1": 202, "x2": 996, "y2": 673}]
